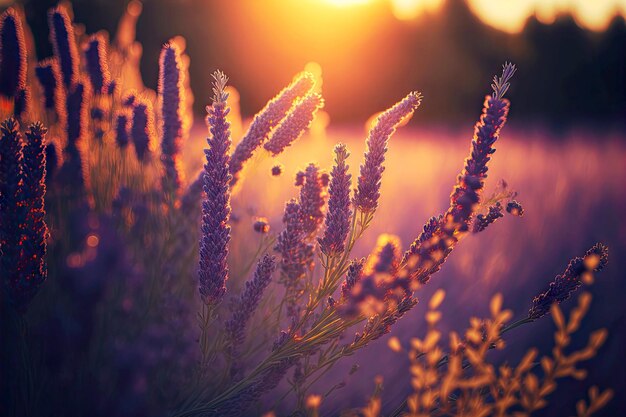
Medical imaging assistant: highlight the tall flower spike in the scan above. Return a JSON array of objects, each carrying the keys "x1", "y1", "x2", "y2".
[
  {"x1": 130, "y1": 98, "x2": 156, "y2": 162},
  {"x1": 528, "y1": 244, "x2": 608, "y2": 320},
  {"x1": 448, "y1": 63, "x2": 515, "y2": 231},
  {"x1": 263, "y1": 93, "x2": 324, "y2": 156},
  {"x1": 49, "y1": 6, "x2": 79, "y2": 89},
  {"x1": 0, "y1": 8, "x2": 28, "y2": 116},
  {"x1": 66, "y1": 81, "x2": 87, "y2": 151},
  {"x1": 198, "y1": 70, "x2": 232, "y2": 305},
  {"x1": 274, "y1": 199, "x2": 314, "y2": 318},
  {"x1": 225, "y1": 254, "x2": 276, "y2": 376},
  {"x1": 84, "y1": 33, "x2": 111, "y2": 95},
  {"x1": 229, "y1": 72, "x2": 315, "y2": 184},
  {"x1": 0, "y1": 118, "x2": 23, "y2": 299},
  {"x1": 402, "y1": 63, "x2": 516, "y2": 285},
  {"x1": 16, "y1": 122, "x2": 49, "y2": 309},
  {"x1": 159, "y1": 42, "x2": 185, "y2": 194},
  {"x1": 354, "y1": 91, "x2": 422, "y2": 213},
  {"x1": 297, "y1": 163, "x2": 327, "y2": 236},
  {"x1": 319, "y1": 143, "x2": 352, "y2": 255},
  {"x1": 35, "y1": 59, "x2": 66, "y2": 123}
]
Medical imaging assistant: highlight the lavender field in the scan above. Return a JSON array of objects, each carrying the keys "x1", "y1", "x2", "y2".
[{"x1": 1, "y1": 1, "x2": 625, "y2": 417}]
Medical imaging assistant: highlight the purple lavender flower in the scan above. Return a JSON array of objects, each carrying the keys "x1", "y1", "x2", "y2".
[
  {"x1": 341, "y1": 258, "x2": 365, "y2": 299},
  {"x1": 297, "y1": 163, "x2": 327, "y2": 236},
  {"x1": 130, "y1": 98, "x2": 156, "y2": 162},
  {"x1": 274, "y1": 200, "x2": 314, "y2": 318},
  {"x1": 225, "y1": 254, "x2": 276, "y2": 375},
  {"x1": 0, "y1": 118, "x2": 49, "y2": 310},
  {"x1": 158, "y1": 42, "x2": 185, "y2": 194},
  {"x1": 506, "y1": 200, "x2": 524, "y2": 216},
  {"x1": 198, "y1": 71, "x2": 232, "y2": 305},
  {"x1": 402, "y1": 64, "x2": 516, "y2": 285},
  {"x1": 319, "y1": 143, "x2": 352, "y2": 255},
  {"x1": 340, "y1": 235, "x2": 406, "y2": 317},
  {"x1": 36, "y1": 60, "x2": 65, "y2": 121},
  {"x1": 17, "y1": 122, "x2": 49, "y2": 308},
  {"x1": 448, "y1": 63, "x2": 515, "y2": 231},
  {"x1": 0, "y1": 8, "x2": 29, "y2": 117},
  {"x1": 353, "y1": 91, "x2": 422, "y2": 213},
  {"x1": 84, "y1": 33, "x2": 111, "y2": 95},
  {"x1": 115, "y1": 113, "x2": 129, "y2": 148},
  {"x1": 528, "y1": 243, "x2": 608, "y2": 320},
  {"x1": 263, "y1": 93, "x2": 323, "y2": 155},
  {"x1": 229, "y1": 72, "x2": 314, "y2": 184},
  {"x1": 0, "y1": 118, "x2": 24, "y2": 300},
  {"x1": 49, "y1": 6, "x2": 79, "y2": 89},
  {"x1": 66, "y1": 81, "x2": 87, "y2": 151},
  {"x1": 472, "y1": 202, "x2": 504, "y2": 233}
]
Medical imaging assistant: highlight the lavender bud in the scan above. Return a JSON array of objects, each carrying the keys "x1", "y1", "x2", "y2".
[
  {"x1": 158, "y1": 42, "x2": 185, "y2": 194},
  {"x1": 319, "y1": 143, "x2": 352, "y2": 255},
  {"x1": 506, "y1": 200, "x2": 524, "y2": 216},
  {"x1": 49, "y1": 6, "x2": 79, "y2": 89},
  {"x1": 229, "y1": 72, "x2": 315, "y2": 185},
  {"x1": 253, "y1": 217, "x2": 270, "y2": 234},
  {"x1": 354, "y1": 91, "x2": 422, "y2": 213},
  {"x1": 528, "y1": 243, "x2": 608, "y2": 320},
  {"x1": 84, "y1": 33, "x2": 111, "y2": 95},
  {"x1": 263, "y1": 93, "x2": 323, "y2": 155},
  {"x1": 271, "y1": 164, "x2": 282, "y2": 176},
  {"x1": 198, "y1": 71, "x2": 232, "y2": 305}
]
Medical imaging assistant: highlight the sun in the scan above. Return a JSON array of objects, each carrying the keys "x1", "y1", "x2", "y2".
[{"x1": 324, "y1": 0, "x2": 374, "y2": 6}]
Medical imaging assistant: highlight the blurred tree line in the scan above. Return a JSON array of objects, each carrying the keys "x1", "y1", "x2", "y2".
[{"x1": 15, "y1": 0, "x2": 626, "y2": 130}]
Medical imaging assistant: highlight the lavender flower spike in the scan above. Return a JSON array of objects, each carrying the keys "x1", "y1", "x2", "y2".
[
  {"x1": 319, "y1": 144, "x2": 352, "y2": 255},
  {"x1": 229, "y1": 72, "x2": 315, "y2": 184},
  {"x1": 130, "y1": 97, "x2": 156, "y2": 162},
  {"x1": 225, "y1": 254, "x2": 276, "y2": 374},
  {"x1": 84, "y1": 33, "x2": 111, "y2": 94},
  {"x1": 35, "y1": 59, "x2": 65, "y2": 123},
  {"x1": 448, "y1": 62, "x2": 515, "y2": 231},
  {"x1": 0, "y1": 118, "x2": 24, "y2": 306},
  {"x1": 298, "y1": 163, "x2": 328, "y2": 236},
  {"x1": 354, "y1": 91, "x2": 422, "y2": 213},
  {"x1": 472, "y1": 202, "x2": 503, "y2": 233},
  {"x1": 0, "y1": 8, "x2": 29, "y2": 116},
  {"x1": 198, "y1": 70, "x2": 232, "y2": 305},
  {"x1": 263, "y1": 93, "x2": 324, "y2": 155},
  {"x1": 158, "y1": 42, "x2": 185, "y2": 194},
  {"x1": 528, "y1": 243, "x2": 608, "y2": 320},
  {"x1": 17, "y1": 122, "x2": 49, "y2": 309},
  {"x1": 49, "y1": 6, "x2": 79, "y2": 89}
]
